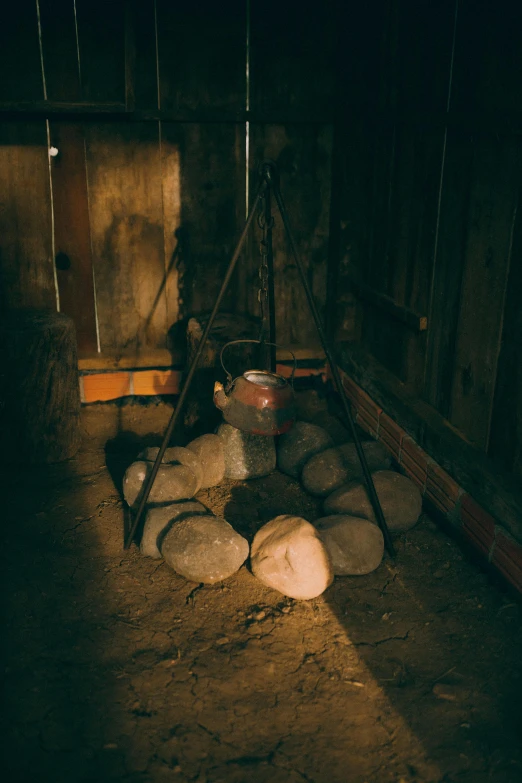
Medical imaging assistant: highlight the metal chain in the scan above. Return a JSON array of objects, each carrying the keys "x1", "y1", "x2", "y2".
[{"x1": 257, "y1": 195, "x2": 274, "y2": 342}]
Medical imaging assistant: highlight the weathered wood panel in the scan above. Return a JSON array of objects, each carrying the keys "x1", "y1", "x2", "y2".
[
  {"x1": 161, "y1": 123, "x2": 246, "y2": 321},
  {"x1": 489, "y1": 187, "x2": 522, "y2": 479},
  {"x1": 450, "y1": 0, "x2": 522, "y2": 115},
  {"x1": 448, "y1": 137, "x2": 521, "y2": 448},
  {"x1": 84, "y1": 123, "x2": 166, "y2": 352},
  {"x1": 75, "y1": 0, "x2": 126, "y2": 103},
  {"x1": 249, "y1": 0, "x2": 335, "y2": 121},
  {"x1": 156, "y1": 0, "x2": 245, "y2": 118},
  {"x1": 0, "y1": 122, "x2": 55, "y2": 312},
  {"x1": 0, "y1": 2, "x2": 44, "y2": 102},
  {"x1": 132, "y1": 0, "x2": 159, "y2": 111},
  {"x1": 39, "y1": 0, "x2": 82, "y2": 102},
  {"x1": 49, "y1": 123, "x2": 97, "y2": 353},
  {"x1": 243, "y1": 124, "x2": 333, "y2": 347}
]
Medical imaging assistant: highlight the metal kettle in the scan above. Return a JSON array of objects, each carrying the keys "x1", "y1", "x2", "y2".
[{"x1": 213, "y1": 340, "x2": 296, "y2": 436}]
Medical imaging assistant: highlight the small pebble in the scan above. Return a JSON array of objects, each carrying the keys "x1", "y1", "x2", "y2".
[{"x1": 215, "y1": 637, "x2": 229, "y2": 646}]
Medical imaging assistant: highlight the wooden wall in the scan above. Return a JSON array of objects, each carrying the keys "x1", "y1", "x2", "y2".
[
  {"x1": 333, "y1": 0, "x2": 522, "y2": 483},
  {"x1": 0, "y1": 0, "x2": 335, "y2": 357}
]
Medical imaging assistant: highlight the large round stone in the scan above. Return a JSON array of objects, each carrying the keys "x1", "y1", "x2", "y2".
[
  {"x1": 137, "y1": 446, "x2": 203, "y2": 493},
  {"x1": 161, "y1": 515, "x2": 249, "y2": 583},
  {"x1": 140, "y1": 501, "x2": 207, "y2": 559},
  {"x1": 301, "y1": 440, "x2": 391, "y2": 497},
  {"x1": 250, "y1": 515, "x2": 334, "y2": 600},
  {"x1": 123, "y1": 460, "x2": 200, "y2": 509},
  {"x1": 323, "y1": 470, "x2": 422, "y2": 532},
  {"x1": 277, "y1": 421, "x2": 334, "y2": 479},
  {"x1": 217, "y1": 422, "x2": 276, "y2": 480},
  {"x1": 315, "y1": 515, "x2": 384, "y2": 575},
  {"x1": 185, "y1": 433, "x2": 225, "y2": 488}
]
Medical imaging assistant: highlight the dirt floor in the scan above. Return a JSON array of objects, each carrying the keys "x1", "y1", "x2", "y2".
[{"x1": 2, "y1": 393, "x2": 522, "y2": 783}]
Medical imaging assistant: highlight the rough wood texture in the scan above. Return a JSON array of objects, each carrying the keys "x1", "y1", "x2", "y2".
[
  {"x1": 249, "y1": 0, "x2": 335, "y2": 121},
  {"x1": 448, "y1": 136, "x2": 521, "y2": 448},
  {"x1": 0, "y1": 122, "x2": 55, "y2": 312},
  {"x1": 0, "y1": 1, "x2": 44, "y2": 102},
  {"x1": 75, "y1": 0, "x2": 126, "y2": 104},
  {"x1": 161, "y1": 122, "x2": 246, "y2": 321},
  {"x1": 39, "y1": 0, "x2": 82, "y2": 102},
  {"x1": 156, "y1": 0, "x2": 245, "y2": 118},
  {"x1": 85, "y1": 122, "x2": 166, "y2": 352},
  {"x1": 244, "y1": 124, "x2": 332, "y2": 348},
  {"x1": 0, "y1": 310, "x2": 80, "y2": 463},
  {"x1": 49, "y1": 122, "x2": 98, "y2": 353}
]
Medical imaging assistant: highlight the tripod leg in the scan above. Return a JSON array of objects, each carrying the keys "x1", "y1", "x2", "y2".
[
  {"x1": 269, "y1": 172, "x2": 396, "y2": 558},
  {"x1": 123, "y1": 179, "x2": 267, "y2": 550}
]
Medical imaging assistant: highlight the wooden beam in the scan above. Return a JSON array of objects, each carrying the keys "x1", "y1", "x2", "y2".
[{"x1": 352, "y1": 280, "x2": 428, "y2": 332}]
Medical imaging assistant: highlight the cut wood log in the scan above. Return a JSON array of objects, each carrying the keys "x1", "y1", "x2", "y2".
[{"x1": 0, "y1": 310, "x2": 81, "y2": 463}]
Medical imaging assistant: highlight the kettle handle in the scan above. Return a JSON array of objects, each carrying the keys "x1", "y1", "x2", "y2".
[{"x1": 220, "y1": 339, "x2": 297, "y2": 387}]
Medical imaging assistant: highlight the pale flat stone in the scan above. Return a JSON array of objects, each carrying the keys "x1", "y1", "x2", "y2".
[
  {"x1": 217, "y1": 422, "x2": 276, "y2": 480},
  {"x1": 315, "y1": 515, "x2": 384, "y2": 575},
  {"x1": 161, "y1": 515, "x2": 249, "y2": 583},
  {"x1": 277, "y1": 421, "x2": 334, "y2": 479},
  {"x1": 123, "y1": 460, "x2": 200, "y2": 509},
  {"x1": 186, "y1": 433, "x2": 225, "y2": 488},
  {"x1": 250, "y1": 515, "x2": 333, "y2": 600},
  {"x1": 137, "y1": 446, "x2": 203, "y2": 493},
  {"x1": 140, "y1": 501, "x2": 207, "y2": 558},
  {"x1": 323, "y1": 470, "x2": 422, "y2": 532},
  {"x1": 301, "y1": 440, "x2": 391, "y2": 497}
]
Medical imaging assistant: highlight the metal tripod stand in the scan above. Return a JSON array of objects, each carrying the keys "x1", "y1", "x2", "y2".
[{"x1": 124, "y1": 161, "x2": 395, "y2": 557}]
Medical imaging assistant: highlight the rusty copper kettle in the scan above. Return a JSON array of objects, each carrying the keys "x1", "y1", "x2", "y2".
[{"x1": 213, "y1": 339, "x2": 296, "y2": 436}]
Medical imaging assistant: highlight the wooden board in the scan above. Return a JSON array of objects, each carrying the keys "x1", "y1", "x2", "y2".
[
  {"x1": 160, "y1": 122, "x2": 246, "y2": 322},
  {"x1": 75, "y1": 0, "x2": 126, "y2": 103},
  {"x1": 156, "y1": 0, "x2": 245, "y2": 118},
  {"x1": 49, "y1": 122, "x2": 97, "y2": 352},
  {"x1": 450, "y1": 0, "x2": 522, "y2": 115},
  {"x1": 84, "y1": 122, "x2": 166, "y2": 352},
  {"x1": 448, "y1": 136, "x2": 521, "y2": 448},
  {"x1": 38, "y1": 0, "x2": 81, "y2": 102},
  {"x1": 0, "y1": 122, "x2": 55, "y2": 312},
  {"x1": 424, "y1": 130, "x2": 474, "y2": 417},
  {"x1": 0, "y1": 1, "x2": 44, "y2": 102},
  {"x1": 243, "y1": 124, "x2": 333, "y2": 348},
  {"x1": 488, "y1": 185, "x2": 522, "y2": 479},
  {"x1": 132, "y1": 0, "x2": 159, "y2": 111},
  {"x1": 249, "y1": 0, "x2": 335, "y2": 121}
]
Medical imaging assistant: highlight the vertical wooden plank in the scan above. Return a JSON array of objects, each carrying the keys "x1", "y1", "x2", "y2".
[
  {"x1": 133, "y1": 0, "x2": 159, "y2": 111},
  {"x1": 249, "y1": 0, "x2": 335, "y2": 120},
  {"x1": 161, "y1": 123, "x2": 246, "y2": 320},
  {"x1": 75, "y1": 0, "x2": 126, "y2": 103},
  {"x1": 38, "y1": 0, "x2": 81, "y2": 102},
  {"x1": 48, "y1": 123, "x2": 97, "y2": 353},
  {"x1": 448, "y1": 137, "x2": 521, "y2": 447},
  {"x1": 0, "y1": 122, "x2": 55, "y2": 311},
  {"x1": 244, "y1": 124, "x2": 333, "y2": 347},
  {"x1": 85, "y1": 123, "x2": 167, "y2": 352},
  {"x1": 0, "y1": 1, "x2": 44, "y2": 102},
  {"x1": 450, "y1": 0, "x2": 522, "y2": 115},
  {"x1": 488, "y1": 187, "x2": 522, "y2": 479},
  {"x1": 157, "y1": 0, "x2": 245, "y2": 118}
]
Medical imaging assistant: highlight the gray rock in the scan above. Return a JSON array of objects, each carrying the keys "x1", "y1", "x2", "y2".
[
  {"x1": 161, "y1": 515, "x2": 249, "y2": 583},
  {"x1": 301, "y1": 440, "x2": 391, "y2": 497},
  {"x1": 250, "y1": 515, "x2": 334, "y2": 600},
  {"x1": 315, "y1": 515, "x2": 384, "y2": 575},
  {"x1": 137, "y1": 446, "x2": 203, "y2": 493},
  {"x1": 277, "y1": 421, "x2": 334, "y2": 479},
  {"x1": 323, "y1": 470, "x2": 422, "y2": 533},
  {"x1": 186, "y1": 433, "x2": 225, "y2": 488},
  {"x1": 140, "y1": 501, "x2": 207, "y2": 559},
  {"x1": 123, "y1": 460, "x2": 200, "y2": 509},
  {"x1": 217, "y1": 422, "x2": 276, "y2": 480}
]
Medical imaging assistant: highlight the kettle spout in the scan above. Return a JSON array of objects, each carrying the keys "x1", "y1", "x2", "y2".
[{"x1": 213, "y1": 381, "x2": 229, "y2": 411}]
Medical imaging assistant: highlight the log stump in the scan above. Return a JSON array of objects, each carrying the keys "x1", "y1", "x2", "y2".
[{"x1": 0, "y1": 310, "x2": 81, "y2": 463}]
